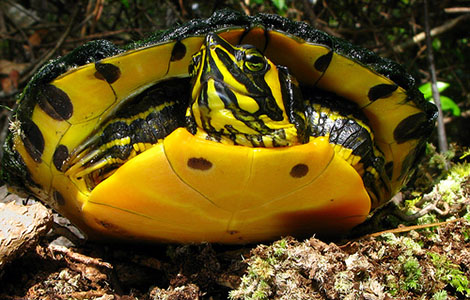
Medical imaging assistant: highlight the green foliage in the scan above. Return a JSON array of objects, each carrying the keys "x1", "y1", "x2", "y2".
[
  {"x1": 419, "y1": 82, "x2": 461, "y2": 116},
  {"x1": 401, "y1": 257, "x2": 423, "y2": 291},
  {"x1": 432, "y1": 38, "x2": 441, "y2": 51},
  {"x1": 0, "y1": 104, "x2": 13, "y2": 111},
  {"x1": 250, "y1": 0, "x2": 287, "y2": 14},
  {"x1": 333, "y1": 271, "x2": 354, "y2": 295},
  {"x1": 460, "y1": 150, "x2": 470, "y2": 160},
  {"x1": 432, "y1": 290, "x2": 448, "y2": 300},
  {"x1": 271, "y1": 0, "x2": 287, "y2": 13},
  {"x1": 272, "y1": 238, "x2": 287, "y2": 257},
  {"x1": 428, "y1": 252, "x2": 470, "y2": 297},
  {"x1": 462, "y1": 228, "x2": 470, "y2": 241},
  {"x1": 119, "y1": 0, "x2": 130, "y2": 9},
  {"x1": 386, "y1": 274, "x2": 399, "y2": 296},
  {"x1": 229, "y1": 249, "x2": 276, "y2": 300},
  {"x1": 419, "y1": 81, "x2": 449, "y2": 96}
]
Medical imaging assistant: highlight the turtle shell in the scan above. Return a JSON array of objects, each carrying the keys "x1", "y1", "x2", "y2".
[{"x1": 1, "y1": 9, "x2": 437, "y2": 243}]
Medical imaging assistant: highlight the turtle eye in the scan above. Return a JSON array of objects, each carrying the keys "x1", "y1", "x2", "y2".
[
  {"x1": 244, "y1": 50, "x2": 266, "y2": 73},
  {"x1": 189, "y1": 52, "x2": 202, "y2": 77}
]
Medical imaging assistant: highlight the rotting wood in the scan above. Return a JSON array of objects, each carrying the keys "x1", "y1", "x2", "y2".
[{"x1": 0, "y1": 199, "x2": 53, "y2": 273}]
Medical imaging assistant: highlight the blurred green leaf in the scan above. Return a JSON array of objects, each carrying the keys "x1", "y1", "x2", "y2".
[
  {"x1": 272, "y1": 0, "x2": 287, "y2": 12},
  {"x1": 419, "y1": 81, "x2": 450, "y2": 99},
  {"x1": 440, "y1": 96, "x2": 461, "y2": 116},
  {"x1": 419, "y1": 82, "x2": 460, "y2": 116},
  {"x1": 120, "y1": 0, "x2": 129, "y2": 9},
  {"x1": 432, "y1": 38, "x2": 441, "y2": 51}
]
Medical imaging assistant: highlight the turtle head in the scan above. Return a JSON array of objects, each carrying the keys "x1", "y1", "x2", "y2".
[{"x1": 188, "y1": 33, "x2": 307, "y2": 147}]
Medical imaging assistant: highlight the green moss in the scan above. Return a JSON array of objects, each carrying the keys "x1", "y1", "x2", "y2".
[
  {"x1": 249, "y1": 280, "x2": 271, "y2": 300},
  {"x1": 400, "y1": 256, "x2": 423, "y2": 292},
  {"x1": 385, "y1": 274, "x2": 399, "y2": 296},
  {"x1": 461, "y1": 227, "x2": 470, "y2": 241},
  {"x1": 428, "y1": 252, "x2": 470, "y2": 298},
  {"x1": 272, "y1": 239, "x2": 288, "y2": 257},
  {"x1": 432, "y1": 290, "x2": 448, "y2": 300},
  {"x1": 249, "y1": 257, "x2": 275, "y2": 281},
  {"x1": 229, "y1": 249, "x2": 276, "y2": 300},
  {"x1": 381, "y1": 233, "x2": 423, "y2": 256},
  {"x1": 333, "y1": 271, "x2": 354, "y2": 295},
  {"x1": 397, "y1": 157, "x2": 470, "y2": 228}
]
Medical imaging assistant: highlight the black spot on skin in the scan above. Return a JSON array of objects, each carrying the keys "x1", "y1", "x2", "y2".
[
  {"x1": 290, "y1": 164, "x2": 309, "y2": 178},
  {"x1": 227, "y1": 230, "x2": 239, "y2": 235},
  {"x1": 53, "y1": 144, "x2": 69, "y2": 171},
  {"x1": 53, "y1": 190, "x2": 65, "y2": 205},
  {"x1": 314, "y1": 51, "x2": 333, "y2": 73},
  {"x1": 37, "y1": 85, "x2": 73, "y2": 120},
  {"x1": 368, "y1": 84, "x2": 398, "y2": 101},
  {"x1": 171, "y1": 41, "x2": 186, "y2": 61},
  {"x1": 187, "y1": 157, "x2": 213, "y2": 170},
  {"x1": 21, "y1": 120, "x2": 44, "y2": 163},
  {"x1": 393, "y1": 112, "x2": 428, "y2": 144},
  {"x1": 95, "y1": 62, "x2": 121, "y2": 83}
]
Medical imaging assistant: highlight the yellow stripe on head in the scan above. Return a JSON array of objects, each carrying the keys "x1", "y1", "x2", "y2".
[{"x1": 188, "y1": 33, "x2": 306, "y2": 147}]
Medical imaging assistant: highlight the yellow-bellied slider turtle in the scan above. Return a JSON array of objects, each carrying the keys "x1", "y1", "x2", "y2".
[{"x1": 1, "y1": 10, "x2": 436, "y2": 243}]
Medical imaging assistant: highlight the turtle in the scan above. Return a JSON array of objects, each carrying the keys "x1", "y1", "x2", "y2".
[{"x1": 1, "y1": 9, "x2": 437, "y2": 243}]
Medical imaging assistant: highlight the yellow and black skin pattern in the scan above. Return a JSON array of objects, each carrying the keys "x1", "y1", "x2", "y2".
[{"x1": 1, "y1": 9, "x2": 437, "y2": 243}]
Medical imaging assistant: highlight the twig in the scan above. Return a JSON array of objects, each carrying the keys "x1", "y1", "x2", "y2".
[
  {"x1": 2, "y1": 7, "x2": 36, "y2": 61},
  {"x1": 424, "y1": 0, "x2": 448, "y2": 155},
  {"x1": 340, "y1": 218, "x2": 466, "y2": 248},
  {"x1": 393, "y1": 202, "x2": 450, "y2": 221},
  {"x1": 367, "y1": 218, "x2": 464, "y2": 238},
  {"x1": 46, "y1": 244, "x2": 113, "y2": 269},
  {"x1": 391, "y1": 14, "x2": 470, "y2": 53},
  {"x1": 240, "y1": 0, "x2": 251, "y2": 16},
  {"x1": 178, "y1": 0, "x2": 188, "y2": 17},
  {"x1": 445, "y1": 7, "x2": 470, "y2": 13},
  {"x1": 19, "y1": 6, "x2": 79, "y2": 87},
  {"x1": 302, "y1": 0, "x2": 317, "y2": 26},
  {"x1": 59, "y1": 291, "x2": 113, "y2": 299}
]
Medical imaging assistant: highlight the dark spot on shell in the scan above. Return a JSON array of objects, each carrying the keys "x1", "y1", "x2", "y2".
[
  {"x1": 290, "y1": 164, "x2": 309, "y2": 178},
  {"x1": 393, "y1": 112, "x2": 428, "y2": 144},
  {"x1": 95, "y1": 62, "x2": 121, "y2": 83},
  {"x1": 94, "y1": 219, "x2": 129, "y2": 235},
  {"x1": 227, "y1": 230, "x2": 239, "y2": 235},
  {"x1": 368, "y1": 84, "x2": 398, "y2": 101},
  {"x1": 53, "y1": 190, "x2": 65, "y2": 206},
  {"x1": 53, "y1": 144, "x2": 69, "y2": 172},
  {"x1": 314, "y1": 51, "x2": 333, "y2": 73},
  {"x1": 187, "y1": 157, "x2": 213, "y2": 170},
  {"x1": 37, "y1": 85, "x2": 73, "y2": 120},
  {"x1": 171, "y1": 41, "x2": 186, "y2": 61},
  {"x1": 21, "y1": 120, "x2": 44, "y2": 163},
  {"x1": 96, "y1": 219, "x2": 113, "y2": 229}
]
